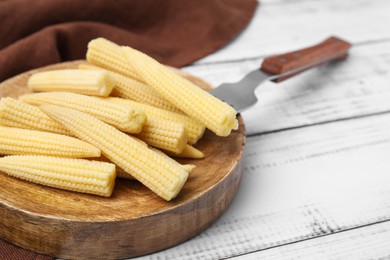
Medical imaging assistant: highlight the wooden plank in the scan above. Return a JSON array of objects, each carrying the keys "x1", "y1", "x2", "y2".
[
  {"x1": 196, "y1": 0, "x2": 390, "y2": 64},
  {"x1": 234, "y1": 221, "x2": 390, "y2": 260},
  {"x1": 134, "y1": 113, "x2": 390, "y2": 259},
  {"x1": 184, "y1": 40, "x2": 390, "y2": 135}
]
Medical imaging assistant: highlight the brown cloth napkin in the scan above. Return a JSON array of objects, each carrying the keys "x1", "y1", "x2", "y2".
[
  {"x1": 0, "y1": 0, "x2": 257, "y2": 82},
  {"x1": 0, "y1": 0, "x2": 257, "y2": 259}
]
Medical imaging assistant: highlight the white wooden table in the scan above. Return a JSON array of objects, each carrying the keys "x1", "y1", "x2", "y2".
[{"x1": 135, "y1": 0, "x2": 390, "y2": 259}]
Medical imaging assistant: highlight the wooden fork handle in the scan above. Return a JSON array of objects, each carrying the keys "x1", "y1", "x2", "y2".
[{"x1": 260, "y1": 36, "x2": 352, "y2": 82}]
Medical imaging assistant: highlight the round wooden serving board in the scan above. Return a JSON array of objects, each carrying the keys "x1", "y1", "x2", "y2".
[{"x1": 0, "y1": 61, "x2": 245, "y2": 260}]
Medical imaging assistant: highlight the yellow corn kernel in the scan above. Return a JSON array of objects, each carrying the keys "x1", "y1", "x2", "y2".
[
  {"x1": 79, "y1": 64, "x2": 180, "y2": 112},
  {"x1": 121, "y1": 46, "x2": 238, "y2": 137},
  {"x1": 0, "y1": 97, "x2": 71, "y2": 136},
  {"x1": 136, "y1": 117, "x2": 187, "y2": 154},
  {"x1": 27, "y1": 69, "x2": 115, "y2": 96},
  {"x1": 106, "y1": 97, "x2": 205, "y2": 144},
  {"x1": 20, "y1": 92, "x2": 145, "y2": 134},
  {"x1": 0, "y1": 155, "x2": 115, "y2": 197},
  {"x1": 41, "y1": 104, "x2": 188, "y2": 201},
  {"x1": 165, "y1": 144, "x2": 204, "y2": 159},
  {"x1": 86, "y1": 38, "x2": 144, "y2": 83},
  {"x1": 0, "y1": 126, "x2": 100, "y2": 158}
]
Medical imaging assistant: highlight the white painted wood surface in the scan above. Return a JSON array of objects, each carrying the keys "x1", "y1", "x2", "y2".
[{"x1": 135, "y1": 0, "x2": 390, "y2": 259}]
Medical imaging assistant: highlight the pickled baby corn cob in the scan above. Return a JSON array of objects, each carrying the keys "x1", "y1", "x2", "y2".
[
  {"x1": 20, "y1": 92, "x2": 146, "y2": 134},
  {"x1": 0, "y1": 155, "x2": 115, "y2": 197},
  {"x1": 27, "y1": 69, "x2": 115, "y2": 96},
  {"x1": 106, "y1": 97, "x2": 205, "y2": 144},
  {"x1": 0, "y1": 126, "x2": 100, "y2": 158},
  {"x1": 41, "y1": 104, "x2": 189, "y2": 201},
  {"x1": 149, "y1": 147, "x2": 197, "y2": 170},
  {"x1": 86, "y1": 38, "x2": 144, "y2": 82},
  {"x1": 115, "y1": 165, "x2": 194, "y2": 180},
  {"x1": 0, "y1": 97, "x2": 71, "y2": 136},
  {"x1": 165, "y1": 144, "x2": 204, "y2": 159},
  {"x1": 79, "y1": 64, "x2": 180, "y2": 112},
  {"x1": 121, "y1": 46, "x2": 238, "y2": 137},
  {"x1": 182, "y1": 164, "x2": 196, "y2": 172},
  {"x1": 97, "y1": 154, "x2": 194, "y2": 180},
  {"x1": 136, "y1": 117, "x2": 188, "y2": 154},
  {"x1": 116, "y1": 162, "x2": 195, "y2": 180}
]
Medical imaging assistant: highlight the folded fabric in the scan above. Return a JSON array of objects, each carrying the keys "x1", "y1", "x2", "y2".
[
  {"x1": 0, "y1": 0, "x2": 257, "y2": 259},
  {"x1": 0, "y1": 0, "x2": 257, "y2": 82}
]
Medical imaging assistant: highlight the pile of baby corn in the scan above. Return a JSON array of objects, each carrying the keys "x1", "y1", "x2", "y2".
[{"x1": 0, "y1": 38, "x2": 238, "y2": 201}]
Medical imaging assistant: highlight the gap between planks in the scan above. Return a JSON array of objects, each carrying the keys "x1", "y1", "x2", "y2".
[{"x1": 226, "y1": 219, "x2": 390, "y2": 260}]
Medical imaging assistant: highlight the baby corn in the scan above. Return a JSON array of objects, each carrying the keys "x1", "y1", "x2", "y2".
[
  {"x1": 96, "y1": 140, "x2": 194, "y2": 180},
  {"x1": 0, "y1": 126, "x2": 100, "y2": 158},
  {"x1": 136, "y1": 117, "x2": 187, "y2": 154},
  {"x1": 0, "y1": 155, "x2": 115, "y2": 197},
  {"x1": 27, "y1": 69, "x2": 115, "y2": 96},
  {"x1": 86, "y1": 38, "x2": 144, "y2": 82},
  {"x1": 116, "y1": 162, "x2": 195, "y2": 180},
  {"x1": 41, "y1": 104, "x2": 189, "y2": 201},
  {"x1": 121, "y1": 46, "x2": 238, "y2": 137},
  {"x1": 20, "y1": 92, "x2": 145, "y2": 134},
  {"x1": 106, "y1": 97, "x2": 205, "y2": 144},
  {"x1": 79, "y1": 64, "x2": 180, "y2": 112},
  {"x1": 165, "y1": 144, "x2": 204, "y2": 159},
  {"x1": 0, "y1": 97, "x2": 71, "y2": 136}
]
